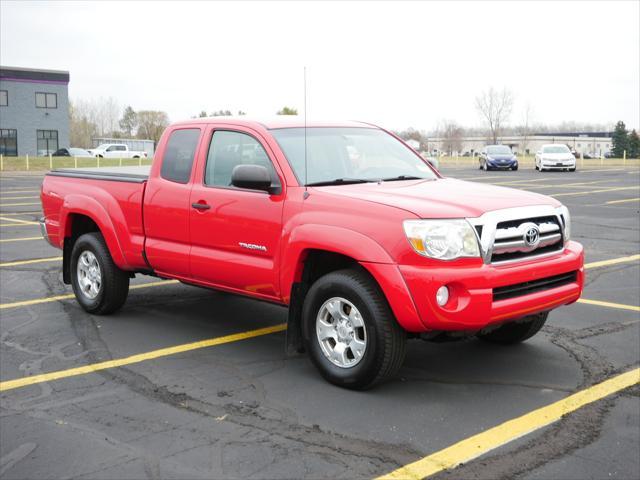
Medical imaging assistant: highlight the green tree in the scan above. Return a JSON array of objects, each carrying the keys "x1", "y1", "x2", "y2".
[
  {"x1": 119, "y1": 106, "x2": 138, "y2": 137},
  {"x1": 611, "y1": 120, "x2": 629, "y2": 158},
  {"x1": 628, "y1": 129, "x2": 640, "y2": 159},
  {"x1": 136, "y1": 110, "x2": 169, "y2": 144},
  {"x1": 276, "y1": 106, "x2": 298, "y2": 115}
]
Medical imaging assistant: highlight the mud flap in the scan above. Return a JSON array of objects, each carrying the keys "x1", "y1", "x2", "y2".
[{"x1": 286, "y1": 282, "x2": 307, "y2": 356}]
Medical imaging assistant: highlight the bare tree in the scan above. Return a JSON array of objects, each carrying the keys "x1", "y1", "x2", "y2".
[
  {"x1": 136, "y1": 111, "x2": 170, "y2": 143},
  {"x1": 475, "y1": 87, "x2": 514, "y2": 144},
  {"x1": 516, "y1": 102, "x2": 534, "y2": 154},
  {"x1": 101, "y1": 97, "x2": 121, "y2": 136},
  {"x1": 438, "y1": 120, "x2": 465, "y2": 155},
  {"x1": 69, "y1": 100, "x2": 99, "y2": 148}
]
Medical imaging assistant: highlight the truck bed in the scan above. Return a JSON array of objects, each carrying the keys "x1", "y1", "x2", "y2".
[{"x1": 48, "y1": 166, "x2": 150, "y2": 183}]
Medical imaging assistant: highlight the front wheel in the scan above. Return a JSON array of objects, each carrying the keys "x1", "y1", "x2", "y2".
[
  {"x1": 302, "y1": 268, "x2": 406, "y2": 390},
  {"x1": 71, "y1": 232, "x2": 130, "y2": 315},
  {"x1": 477, "y1": 312, "x2": 548, "y2": 344}
]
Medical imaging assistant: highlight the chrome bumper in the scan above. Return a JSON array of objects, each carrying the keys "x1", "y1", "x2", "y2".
[{"x1": 39, "y1": 217, "x2": 55, "y2": 246}]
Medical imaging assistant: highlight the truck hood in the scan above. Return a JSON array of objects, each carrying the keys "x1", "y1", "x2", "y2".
[{"x1": 312, "y1": 178, "x2": 560, "y2": 218}]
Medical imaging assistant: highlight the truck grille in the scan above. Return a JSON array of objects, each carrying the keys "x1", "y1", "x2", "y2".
[
  {"x1": 490, "y1": 215, "x2": 563, "y2": 264},
  {"x1": 493, "y1": 271, "x2": 578, "y2": 301}
]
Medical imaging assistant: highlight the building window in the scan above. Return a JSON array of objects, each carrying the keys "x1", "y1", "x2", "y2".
[
  {"x1": 35, "y1": 92, "x2": 57, "y2": 109},
  {"x1": 37, "y1": 130, "x2": 58, "y2": 155},
  {"x1": 0, "y1": 129, "x2": 18, "y2": 156},
  {"x1": 0, "y1": 90, "x2": 7, "y2": 106}
]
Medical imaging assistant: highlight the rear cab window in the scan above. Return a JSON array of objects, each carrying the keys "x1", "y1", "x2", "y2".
[{"x1": 161, "y1": 129, "x2": 201, "y2": 183}]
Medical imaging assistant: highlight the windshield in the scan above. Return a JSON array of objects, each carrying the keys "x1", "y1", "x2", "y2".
[
  {"x1": 487, "y1": 145, "x2": 512, "y2": 155},
  {"x1": 95, "y1": 144, "x2": 110, "y2": 150},
  {"x1": 271, "y1": 127, "x2": 436, "y2": 185},
  {"x1": 543, "y1": 145, "x2": 570, "y2": 154}
]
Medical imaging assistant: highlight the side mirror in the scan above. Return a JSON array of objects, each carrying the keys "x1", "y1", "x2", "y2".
[{"x1": 231, "y1": 164, "x2": 273, "y2": 192}]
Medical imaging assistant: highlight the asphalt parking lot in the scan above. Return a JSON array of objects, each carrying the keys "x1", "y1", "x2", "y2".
[{"x1": 1, "y1": 165, "x2": 638, "y2": 480}]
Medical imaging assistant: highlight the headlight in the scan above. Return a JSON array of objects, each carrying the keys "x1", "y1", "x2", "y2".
[
  {"x1": 403, "y1": 219, "x2": 480, "y2": 260},
  {"x1": 556, "y1": 205, "x2": 571, "y2": 242}
]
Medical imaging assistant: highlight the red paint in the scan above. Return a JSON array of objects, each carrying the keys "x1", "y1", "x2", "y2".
[{"x1": 41, "y1": 118, "x2": 584, "y2": 333}]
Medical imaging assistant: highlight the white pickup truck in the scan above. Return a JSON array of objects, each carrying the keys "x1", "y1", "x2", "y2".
[{"x1": 87, "y1": 144, "x2": 148, "y2": 159}]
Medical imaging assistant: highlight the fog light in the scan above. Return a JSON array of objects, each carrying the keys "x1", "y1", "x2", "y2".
[{"x1": 436, "y1": 286, "x2": 449, "y2": 306}]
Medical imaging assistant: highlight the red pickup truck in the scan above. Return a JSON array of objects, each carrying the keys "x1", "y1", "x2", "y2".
[{"x1": 40, "y1": 118, "x2": 584, "y2": 389}]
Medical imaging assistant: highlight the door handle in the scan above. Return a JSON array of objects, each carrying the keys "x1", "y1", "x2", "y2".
[{"x1": 191, "y1": 202, "x2": 211, "y2": 211}]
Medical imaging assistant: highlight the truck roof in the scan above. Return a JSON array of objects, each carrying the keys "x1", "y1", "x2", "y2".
[{"x1": 173, "y1": 117, "x2": 378, "y2": 130}]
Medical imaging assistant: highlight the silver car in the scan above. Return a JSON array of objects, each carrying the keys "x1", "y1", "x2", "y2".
[{"x1": 535, "y1": 144, "x2": 577, "y2": 172}]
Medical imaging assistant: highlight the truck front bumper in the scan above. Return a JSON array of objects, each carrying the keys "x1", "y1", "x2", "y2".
[{"x1": 364, "y1": 241, "x2": 584, "y2": 333}]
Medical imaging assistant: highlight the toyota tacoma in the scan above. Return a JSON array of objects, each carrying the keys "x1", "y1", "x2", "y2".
[{"x1": 40, "y1": 118, "x2": 584, "y2": 389}]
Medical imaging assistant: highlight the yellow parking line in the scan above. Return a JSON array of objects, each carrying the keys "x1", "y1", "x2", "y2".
[
  {"x1": 0, "y1": 210, "x2": 41, "y2": 216},
  {"x1": 0, "y1": 323, "x2": 286, "y2": 392},
  {"x1": 0, "y1": 223, "x2": 39, "y2": 227},
  {"x1": 0, "y1": 196, "x2": 39, "y2": 200},
  {"x1": 0, "y1": 202, "x2": 41, "y2": 207},
  {"x1": 577, "y1": 298, "x2": 639, "y2": 312},
  {"x1": 552, "y1": 186, "x2": 639, "y2": 197},
  {"x1": 606, "y1": 197, "x2": 640, "y2": 205},
  {"x1": 0, "y1": 279, "x2": 179, "y2": 310},
  {"x1": 0, "y1": 216, "x2": 39, "y2": 226},
  {"x1": 0, "y1": 236, "x2": 42, "y2": 243},
  {"x1": 377, "y1": 367, "x2": 640, "y2": 480},
  {"x1": 578, "y1": 168, "x2": 631, "y2": 173},
  {"x1": 492, "y1": 179, "x2": 610, "y2": 187},
  {"x1": 584, "y1": 254, "x2": 640, "y2": 269},
  {"x1": 0, "y1": 256, "x2": 62, "y2": 267},
  {"x1": 0, "y1": 190, "x2": 39, "y2": 194},
  {"x1": 453, "y1": 175, "x2": 505, "y2": 181}
]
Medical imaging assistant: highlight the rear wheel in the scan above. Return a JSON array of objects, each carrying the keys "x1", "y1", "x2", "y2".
[
  {"x1": 302, "y1": 268, "x2": 406, "y2": 390},
  {"x1": 71, "y1": 232, "x2": 130, "y2": 315},
  {"x1": 478, "y1": 312, "x2": 548, "y2": 344}
]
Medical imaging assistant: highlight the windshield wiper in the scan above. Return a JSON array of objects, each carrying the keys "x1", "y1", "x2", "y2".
[
  {"x1": 306, "y1": 178, "x2": 377, "y2": 187},
  {"x1": 381, "y1": 175, "x2": 426, "y2": 182}
]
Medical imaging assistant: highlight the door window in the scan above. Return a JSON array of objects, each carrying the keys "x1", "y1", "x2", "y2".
[
  {"x1": 205, "y1": 130, "x2": 279, "y2": 189},
  {"x1": 160, "y1": 129, "x2": 201, "y2": 183}
]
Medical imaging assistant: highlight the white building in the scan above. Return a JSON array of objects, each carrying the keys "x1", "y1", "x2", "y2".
[{"x1": 429, "y1": 132, "x2": 612, "y2": 157}]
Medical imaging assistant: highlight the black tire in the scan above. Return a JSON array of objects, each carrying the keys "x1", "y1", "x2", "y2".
[
  {"x1": 478, "y1": 312, "x2": 548, "y2": 344},
  {"x1": 569, "y1": 167, "x2": 576, "y2": 172},
  {"x1": 70, "y1": 232, "x2": 130, "y2": 315},
  {"x1": 512, "y1": 165, "x2": 518, "y2": 171},
  {"x1": 302, "y1": 268, "x2": 406, "y2": 390}
]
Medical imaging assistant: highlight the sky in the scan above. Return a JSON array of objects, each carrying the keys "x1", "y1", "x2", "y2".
[{"x1": 1, "y1": 0, "x2": 638, "y2": 132}]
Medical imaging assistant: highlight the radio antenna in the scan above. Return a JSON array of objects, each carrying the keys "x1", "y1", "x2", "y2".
[{"x1": 303, "y1": 66, "x2": 309, "y2": 197}]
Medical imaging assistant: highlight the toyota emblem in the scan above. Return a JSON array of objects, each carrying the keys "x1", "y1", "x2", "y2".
[{"x1": 523, "y1": 226, "x2": 540, "y2": 248}]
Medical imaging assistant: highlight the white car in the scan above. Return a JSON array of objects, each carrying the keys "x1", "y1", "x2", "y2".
[
  {"x1": 535, "y1": 144, "x2": 576, "y2": 172},
  {"x1": 89, "y1": 143, "x2": 147, "y2": 159}
]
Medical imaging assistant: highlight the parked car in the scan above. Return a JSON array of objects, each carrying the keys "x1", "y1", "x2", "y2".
[
  {"x1": 40, "y1": 118, "x2": 583, "y2": 390},
  {"x1": 535, "y1": 144, "x2": 577, "y2": 171},
  {"x1": 88, "y1": 143, "x2": 147, "y2": 159},
  {"x1": 479, "y1": 145, "x2": 518, "y2": 171},
  {"x1": 52, "y1": 148, "x2": 93, "y2": 157}
]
